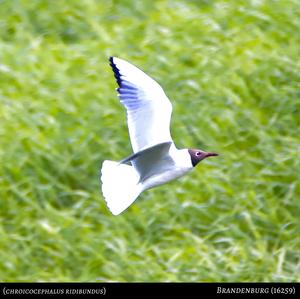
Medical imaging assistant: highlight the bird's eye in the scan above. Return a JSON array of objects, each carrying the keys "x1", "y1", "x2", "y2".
[{"x1": 196, "y1": 152, "x2": 201, "y2": 156}]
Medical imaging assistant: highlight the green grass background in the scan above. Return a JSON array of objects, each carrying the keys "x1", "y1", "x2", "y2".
[{"x1": 0, "y1": 0, "x2": 299, "y2": 282}]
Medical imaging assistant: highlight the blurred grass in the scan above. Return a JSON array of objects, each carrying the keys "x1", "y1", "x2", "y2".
[{"x1": 0, "y1": 0, "x2": 299, "y2": 282}]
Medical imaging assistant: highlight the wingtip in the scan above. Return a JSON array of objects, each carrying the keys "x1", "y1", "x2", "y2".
[
  {"x1": 109, "y1": 56, "x2": 122, "y2": 86},
  {"x1": 109, "y1": 56, "x2": 115, "y2": 67}
]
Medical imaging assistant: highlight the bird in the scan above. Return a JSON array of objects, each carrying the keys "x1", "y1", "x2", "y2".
[{"x1": 101, "y1": 57, "x2": 218, "y2": 215}]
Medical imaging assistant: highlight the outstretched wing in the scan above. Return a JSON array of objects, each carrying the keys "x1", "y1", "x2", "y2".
[{"x1": 109, "y1": 57, "x2": 173, "y2": 153}]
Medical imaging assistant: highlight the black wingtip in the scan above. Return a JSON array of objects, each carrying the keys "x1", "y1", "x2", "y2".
[{"x1": 109, "y1": 56, "x2": 122, "y2": 86}]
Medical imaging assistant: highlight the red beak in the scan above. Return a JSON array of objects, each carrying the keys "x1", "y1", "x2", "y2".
[{"x1": 205, "y1": 152, "x2": 218, "y2": 157}]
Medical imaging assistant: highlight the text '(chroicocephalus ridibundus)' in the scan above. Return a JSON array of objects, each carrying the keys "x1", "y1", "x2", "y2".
[{"x1": 101, "y1": 57, "x2": 218, "y2": 215}]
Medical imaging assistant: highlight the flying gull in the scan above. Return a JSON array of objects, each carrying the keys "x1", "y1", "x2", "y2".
[{"x1": 101, "y1": 57, "x2": 218, "y2": 215}]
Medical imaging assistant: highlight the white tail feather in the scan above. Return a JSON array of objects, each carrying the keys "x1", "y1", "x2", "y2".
[{"x1": 101, "y1": 160, "x2": 142, "y2": 215}]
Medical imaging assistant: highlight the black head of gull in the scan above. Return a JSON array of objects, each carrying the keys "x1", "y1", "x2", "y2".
[{"x1": 188, "y1": 149, "x2": 218, "y2": 167}]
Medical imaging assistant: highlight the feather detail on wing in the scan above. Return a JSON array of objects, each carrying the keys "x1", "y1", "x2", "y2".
[{"x1": 109, "y1": 57, "x2": 173, "y2": 153}]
